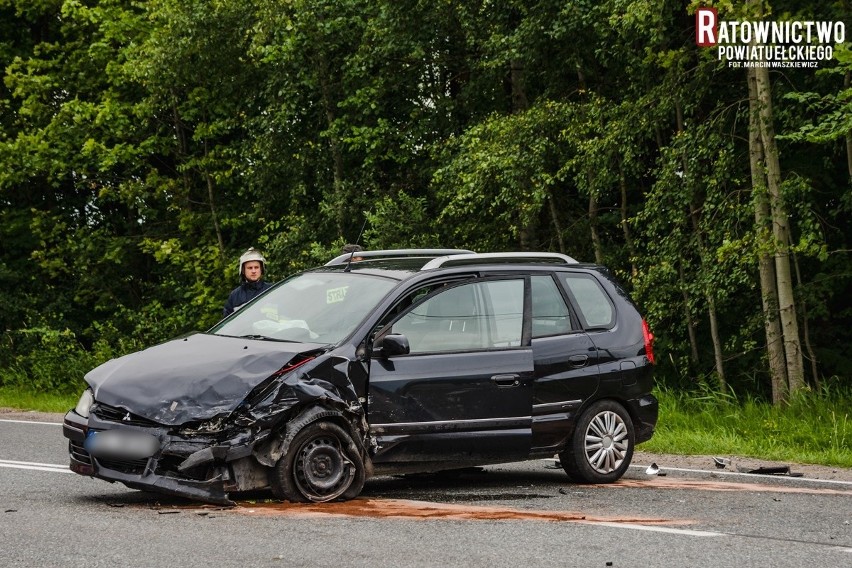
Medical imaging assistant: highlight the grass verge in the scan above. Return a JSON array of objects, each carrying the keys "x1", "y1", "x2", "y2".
[
  {"x1": 0, "y1": 387, "x2": 78, "y2": 414},
  {"x1": 641, "y1": 384, "x2": 852, "y2": 468}
]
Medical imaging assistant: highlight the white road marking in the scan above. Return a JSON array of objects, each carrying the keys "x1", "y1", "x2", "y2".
[
  {"x1": 0, "y1": 459, "x2": 72, "y2": 473},
  {"x1": 578, "y1": 520, "x2": 724, "y2": 537},
  {"x1": 0, "y1": 419, "x2": 62, "y2": 426},
  {"x1": 629, "y1": 464, "x2": 852, "y2": 487},
  {"x1": 585, "y1": 521, "x2": 852, "y2": 553}
]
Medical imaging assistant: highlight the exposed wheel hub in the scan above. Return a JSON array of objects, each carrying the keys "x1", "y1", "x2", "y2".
[{"x1": 309, "y1": 454, "x2": 332, "y2": 476}]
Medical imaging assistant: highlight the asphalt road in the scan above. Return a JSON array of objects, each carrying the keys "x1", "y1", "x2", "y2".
[{"x1": 1, "y1": 415, "x2": 850, "y2": 568}]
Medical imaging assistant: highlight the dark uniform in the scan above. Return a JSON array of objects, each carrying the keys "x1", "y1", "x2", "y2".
[
  {"x1": 223, "y1": 279, "x2": 272, "y2": 317},
  {"x1": 223, "y1": 247, "x2": 271, "y2": 317}
]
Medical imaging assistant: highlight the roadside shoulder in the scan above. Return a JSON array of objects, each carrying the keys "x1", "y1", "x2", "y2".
[
  {"x1": 634, "y1": 450, "x2": 852, "y2": 483},
  {"x1": 0, "y1": 408, "x2": 64, "y2": 423}
]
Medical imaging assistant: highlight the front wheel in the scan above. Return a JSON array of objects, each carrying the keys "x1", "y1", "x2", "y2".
[
  {"x1": 559, "y1": 400, "x2": 634, "y2": 483},
  {"x1": 270, "y1": 421, "x2": 365, "y2": 503}
]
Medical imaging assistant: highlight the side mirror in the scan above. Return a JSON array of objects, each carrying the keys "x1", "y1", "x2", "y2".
[{"x1": 373, "y1": 333, "x2": 410, "y2": 358}]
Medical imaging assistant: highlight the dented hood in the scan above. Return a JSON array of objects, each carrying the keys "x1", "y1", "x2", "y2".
[{"x1": 85, "y1": 333, "x2": 323, "y2": 425}]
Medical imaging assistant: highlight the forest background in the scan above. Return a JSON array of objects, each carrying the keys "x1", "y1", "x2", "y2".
[{"x1": 0, "y1": 0, "x2": 850, "y2": 411}]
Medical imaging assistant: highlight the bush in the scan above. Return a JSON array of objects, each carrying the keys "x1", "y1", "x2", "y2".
[{"x1": 0, "y1": 328, "x2": 98, "y2": 394}]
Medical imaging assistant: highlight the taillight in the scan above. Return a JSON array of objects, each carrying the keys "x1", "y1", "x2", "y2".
[{"x1": 642, "y1": 319, "x2": 655, "y2": 364}]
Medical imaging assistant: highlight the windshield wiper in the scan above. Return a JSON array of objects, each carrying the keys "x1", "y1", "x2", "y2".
[{"x1": 238, "y1": 334, "x2": 307, "y2": 344}]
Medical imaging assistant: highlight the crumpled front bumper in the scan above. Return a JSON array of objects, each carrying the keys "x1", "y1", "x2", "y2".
[{"x1": 62, "y1": 409, "x2": 250, "y2": 505}]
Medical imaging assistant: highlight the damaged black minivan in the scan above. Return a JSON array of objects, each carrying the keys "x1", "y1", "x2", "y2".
[{"x1": 63, "y1": 250, "x2": 658, "y2": 504}]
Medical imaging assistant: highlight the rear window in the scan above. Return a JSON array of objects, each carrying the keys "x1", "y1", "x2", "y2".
[
  {"x1": 531, "y1": 275, "x2": 572, "y2": 337},
  {"x1": 561, "y1": 274, "x2": 615, "y2": 329}
]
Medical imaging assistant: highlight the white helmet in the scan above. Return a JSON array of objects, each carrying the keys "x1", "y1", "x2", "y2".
[{"x1": 238, "y1": 247, "x2": 266, "y2": 279}]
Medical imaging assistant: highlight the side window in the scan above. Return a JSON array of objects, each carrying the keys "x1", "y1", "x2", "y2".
[
  {"x1": 561, "y1": 274, "x2": 615, "y2": 329},
  {"x1": 372, "y1": 281, "x2": 447, "y2": 338},
  {"x1": 483, "y1": 280, "x2": 524, "y2": 347},
  {"x1": 388, "y1": 279, "x2": 523, "y2": 353},
  {"x1": 531, "y1": 275, "x2": 572, "y2": 338}
]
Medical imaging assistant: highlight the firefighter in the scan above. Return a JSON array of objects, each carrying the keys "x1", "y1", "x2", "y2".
[{"x1": 223, "y1": 247, "x2": 272, "y2": 316}]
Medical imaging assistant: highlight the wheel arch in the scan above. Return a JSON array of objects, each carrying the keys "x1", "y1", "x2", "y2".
[
  {"x1": 586, "y1": 393, "x2": 656, "y2": 445},
  {"x1": 254, "y1": 404, "x2": 370, "y2": 472},
  {"x1": 576, "y1": 395, "x2": 636, "y2": 428},
  {"x1": 559, "y1": 396, "x2": 636, "y2": 483}
]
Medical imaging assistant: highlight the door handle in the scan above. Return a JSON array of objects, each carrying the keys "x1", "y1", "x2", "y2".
[
  {"x1": 569, "y1": 355, "x2": 589, "y2": 368},
  {"x1": 491, "y1": 374, "x2": 521, "y2": 387}
]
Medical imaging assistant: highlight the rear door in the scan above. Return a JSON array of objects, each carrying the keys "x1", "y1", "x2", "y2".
[
  {"x1": 367, "y1": 277, "x2": 533, "y2": 466},
  {"x1": 529, "y1": 273, "x2": 601, "y2": 451}
]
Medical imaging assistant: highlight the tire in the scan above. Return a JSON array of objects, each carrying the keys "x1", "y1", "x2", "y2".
[
  {"x1": 559, "y1": 400, "x2": 634, "y2": 484},
  {"x1": 270, "y1": 421, "x2": 365, "y2": 503}
]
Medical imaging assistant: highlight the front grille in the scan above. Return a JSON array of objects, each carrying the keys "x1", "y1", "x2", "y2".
[{"x1": 91, "y1": 403, "x2": 158, "y2": 428}]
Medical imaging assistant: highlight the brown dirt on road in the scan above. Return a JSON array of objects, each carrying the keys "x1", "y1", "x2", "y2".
[{"x1": 196, "y1": 498, "x2": 690, "y2": 525}]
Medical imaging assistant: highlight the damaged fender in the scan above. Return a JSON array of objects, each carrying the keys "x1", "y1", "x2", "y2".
[{"x1": 252, "y1": 357, "x2": 371, "y2": 471}]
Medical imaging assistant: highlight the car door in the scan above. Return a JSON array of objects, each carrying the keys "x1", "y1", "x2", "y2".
[
  {"x1": 367, "y1": 277, "x2": 533, "y2": 466},
  {"x1": 529, "y1": 274, "x2": 601, "y2": 451}
]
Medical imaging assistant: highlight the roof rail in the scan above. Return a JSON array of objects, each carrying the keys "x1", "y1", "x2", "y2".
[
  {"x1": 420, "y1": 252, "x2": 578, "y2": 270},
  {"x1": 325, "y1": 248, "x2": 475, "y2": 266}
]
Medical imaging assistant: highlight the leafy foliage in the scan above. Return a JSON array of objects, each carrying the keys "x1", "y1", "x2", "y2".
[{"x1": 0, "y1": 0, "x2": 850, "y2": 401}]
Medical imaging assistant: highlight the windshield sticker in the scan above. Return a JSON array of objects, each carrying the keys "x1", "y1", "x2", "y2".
[{"x1": 327, "y1": 286, "x2": 348, "y2": 304}]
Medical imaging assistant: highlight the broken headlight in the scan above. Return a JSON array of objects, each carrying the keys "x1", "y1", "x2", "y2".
[{"x1": 75, "y1": 388, "x2": 94, "y2": 418}]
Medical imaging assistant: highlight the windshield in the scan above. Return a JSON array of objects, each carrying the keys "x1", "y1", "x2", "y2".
[{"x1": 211, "y1": 271, "x2": 399, "y2": 344}]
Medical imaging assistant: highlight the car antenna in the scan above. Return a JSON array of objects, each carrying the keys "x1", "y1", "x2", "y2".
[{"x1": 344, "y1": 212, "x2": 370, "y2": 272}]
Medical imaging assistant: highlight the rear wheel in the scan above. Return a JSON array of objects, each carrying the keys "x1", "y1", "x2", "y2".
[
  {"x1": 560, "y1": 400, "x2": 634, "y2": 483},
  {"x1": 270, "y1": 421, "x2": 365, "y2": 502}
]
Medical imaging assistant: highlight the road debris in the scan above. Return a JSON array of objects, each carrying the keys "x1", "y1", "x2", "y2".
[
  {"x1": 713, "y1": 457, "x2": 730, "y2": 469},
  {"x1": 738, "y1": 465, "x2": 803, "y2": 477}
]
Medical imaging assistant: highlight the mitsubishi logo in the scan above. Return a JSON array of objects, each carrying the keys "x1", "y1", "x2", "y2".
[{"x1": 122, "y1": 412, "x2": 132, "y2": 422}]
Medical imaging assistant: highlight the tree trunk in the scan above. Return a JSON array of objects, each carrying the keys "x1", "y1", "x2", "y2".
[
  {"x1": 547, "y1": 188, "x2": 565, "y2": 254},
  {"x1": 706, "y1": 293, "x2": 725, "y2": 387},
  {"x1": 691, "y1": 205, "x2": 726, "y2": 389},
  {"x1": 172, "y1": 100, "x2": 193, "y2": 209},
  {"x1": 204, "y1": 171, "x2": 226, "y2": 259},
  {"x1": 747, "y1": 68, "x2": 788, "y2": 404},
  {"x1": 317, "y1": 54, "x2": 346, "y2": 237},
  {"x1": 201, "y1": 137, "x2": 226, "y2": 259},
  {"x1": 619, "y1": 163, "x2": 637, "y2": 277},
  {"x1": 510, "y1": 59, "x2": 529, "y2": 112},
  {"x1": 791, "y1": 250, "x2": 820, "y2": 387},
  {"x1": 676, "y1": 99, "x2": 725, "y2": 387},
  {"x1": 576, "y1": 66, "x2": 602, "y2": 263},
  {"x1": 678, "y1": 261, "x2": 700, "y2": 366},
  {"x1": 588, "y1": 191, "x2": 603, "y2": 264},
  {"x1": 753, "y1": 65, "x2": 806, "y2": 393}
]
